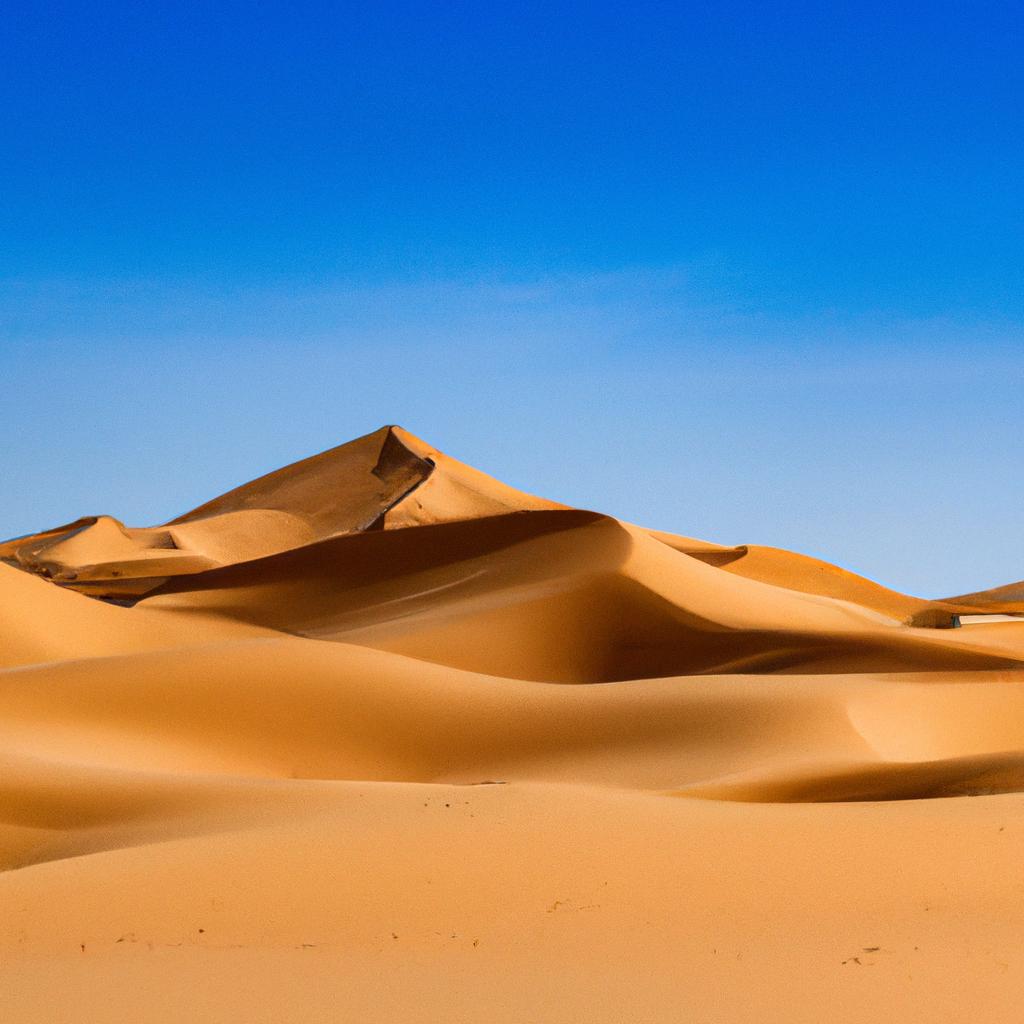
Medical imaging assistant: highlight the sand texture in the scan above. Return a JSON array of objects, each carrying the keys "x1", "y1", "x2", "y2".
[{"x1": 2, "y1": 426, "x2": 1023, "y2": 1022}]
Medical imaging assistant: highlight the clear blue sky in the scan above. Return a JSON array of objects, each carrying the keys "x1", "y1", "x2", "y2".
[{"x1": 2, "y1": 2, "x2": 1022, "y2": 597}]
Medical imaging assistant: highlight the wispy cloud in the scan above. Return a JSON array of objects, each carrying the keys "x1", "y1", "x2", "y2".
[{"x1": 4, "y1": 265, "x2": 1021, "y2": 372}]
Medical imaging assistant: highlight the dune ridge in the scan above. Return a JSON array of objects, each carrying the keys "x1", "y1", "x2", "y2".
[
  {"x1": 2, "y1": 426, "x2": 1023, "y2": 1023},
  {"x1": 0, "y1": 426, "x2": 564, "y2": 599}
]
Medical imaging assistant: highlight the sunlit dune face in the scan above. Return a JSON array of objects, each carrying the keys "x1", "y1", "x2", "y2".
[{"x1": 2, "y1": 426, "x2": 1022, "y2": 1023}]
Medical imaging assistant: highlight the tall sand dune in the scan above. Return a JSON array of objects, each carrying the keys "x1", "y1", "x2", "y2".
[{"x1": 2, "y1": 426, "x2": 1023, "y2": 1022}]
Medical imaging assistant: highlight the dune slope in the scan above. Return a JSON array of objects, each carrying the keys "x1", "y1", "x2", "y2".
[{"x1": 1, "y1": 426, "x2": 1022, "y2": 1023}]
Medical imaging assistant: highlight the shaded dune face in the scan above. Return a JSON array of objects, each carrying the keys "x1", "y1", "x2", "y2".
[
  {"x1": 676, "y1": 750, "x2": 1024, "y2": 803},
  {"x1": 148, "y1": 510, "x2": 1020, "y2": 681},
  {"x1": 0, "y1": 425, "x2": 562, "y2": 598},
  {"x1": 3, "y1": 426, "x2": 1024, "y2": 1023}
]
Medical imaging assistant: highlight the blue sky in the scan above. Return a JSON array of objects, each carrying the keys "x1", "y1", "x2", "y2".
[{"x1": 2, "y1": 2, "x2": 1022, "y2": 597}]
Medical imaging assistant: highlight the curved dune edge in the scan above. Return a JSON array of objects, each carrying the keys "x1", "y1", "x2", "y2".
[
  {"x1": 673, "y1": 750, "x2": 1024, "y2": 803},
  {"x1": 0, "y1": 426, "x2": 565, "y2": 598},
  {"x1": 940, "y1": 579, "x2": 1024, "y2": 617},
  {"x1": 3, "y1": 426, "x2": 1024, "y2": 1022}
]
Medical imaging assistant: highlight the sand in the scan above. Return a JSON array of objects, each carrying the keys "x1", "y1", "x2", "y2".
[{"x1": 2, "y1": 425, "x2": 1022, "y2": 1022}]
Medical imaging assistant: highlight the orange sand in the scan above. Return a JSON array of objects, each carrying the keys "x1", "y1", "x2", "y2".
[{"x1": 2, "y1": 426, "x2": 1022, "y2": 1022}]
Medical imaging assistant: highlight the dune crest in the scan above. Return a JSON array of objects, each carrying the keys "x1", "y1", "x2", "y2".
[
  {"x1": 2, "y1": 426, "x2": 1023, "y2": 1023},
  {"x1": 0, "y1": 426, "x2": 563, "y2": 599}
]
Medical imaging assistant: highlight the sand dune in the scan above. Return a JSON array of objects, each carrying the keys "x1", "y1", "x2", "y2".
[
  {"x1": 0, "y1": 426, "x2": 562, "y2": 599},
  {"x1": 2, "y1": 427, "x2": 1022, "y2": 1022},
  {"x1": 940, "y1": 579, "x2": 1024, "y2": 617}
]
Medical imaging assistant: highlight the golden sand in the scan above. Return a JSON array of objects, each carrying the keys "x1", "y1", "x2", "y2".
[{"x1": 2, "y1": 426, "x2": 1022, "y2": 1021}]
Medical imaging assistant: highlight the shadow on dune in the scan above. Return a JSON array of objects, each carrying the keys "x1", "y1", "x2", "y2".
[
  {"x1": 142, "y1": 510, "x2": 1023, "y2": 682},
  {"x1": 676, "y1": 750, "x2": 1024, "y2": 802}
]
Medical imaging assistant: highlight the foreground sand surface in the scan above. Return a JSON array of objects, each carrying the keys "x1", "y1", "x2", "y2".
[{"x1": 2, "y1": 426, "x2": 1023, "y2": 1022}]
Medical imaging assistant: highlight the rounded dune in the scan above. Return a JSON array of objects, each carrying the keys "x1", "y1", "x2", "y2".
[{"x1": 1, "y1": 426, "x2": 1023, "y2": 1023}]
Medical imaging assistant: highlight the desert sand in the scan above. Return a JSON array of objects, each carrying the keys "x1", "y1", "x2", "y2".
[{"x1": 2, "y1": 425, "x2": 1023, "y2": 1022}]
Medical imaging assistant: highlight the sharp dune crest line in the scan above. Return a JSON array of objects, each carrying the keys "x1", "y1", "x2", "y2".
[{"x1": 1, "y1": 425, "x2": 1023, "y2": 1023}]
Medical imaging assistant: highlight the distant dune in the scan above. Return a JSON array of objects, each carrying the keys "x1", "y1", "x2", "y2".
[{"x1": 2, "y1": 427, "x2": 1022, "y2": 1023}]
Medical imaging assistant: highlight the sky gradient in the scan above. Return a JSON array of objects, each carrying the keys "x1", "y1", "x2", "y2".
[{"x1": 2, "y1": 2, "x2": 1022, "y2": 597}]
